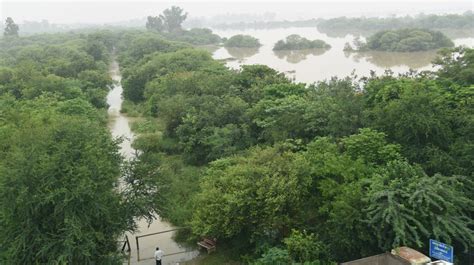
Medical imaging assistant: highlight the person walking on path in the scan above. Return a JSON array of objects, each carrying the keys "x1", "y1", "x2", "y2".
[{"x1": 154, "y1": 247, "x2": 164, "y2": 265}]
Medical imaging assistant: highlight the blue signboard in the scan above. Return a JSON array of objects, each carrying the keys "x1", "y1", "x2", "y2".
[{"x1": 430, "y1": 239, "x2": 454, "y2": 263}]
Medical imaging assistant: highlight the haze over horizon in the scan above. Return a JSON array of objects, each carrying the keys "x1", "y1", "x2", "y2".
[
  {"x1": 1, "y1": 1, "x2": 473, "y2": 25},
  {"x1": 1, "y1": 1, "x2": 474, "y2": 264}
]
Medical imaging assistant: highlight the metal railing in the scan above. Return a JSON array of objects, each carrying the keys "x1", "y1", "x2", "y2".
[{"x1": 135, "y1": 227, "x2": 189, "y2": 261}]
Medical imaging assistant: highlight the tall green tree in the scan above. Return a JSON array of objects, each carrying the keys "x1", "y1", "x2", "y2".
[
  {"x1": 0, "y1": 30, "x2": 162, "y2": 263},
  {"x1": 0, "y1": 106, "x2": 126, "y2": 263},
  {"x1": 362, "y1": 76, "x2": 457, "y2": 175},
  {"x1": 0, "y1": 98, "x2": 161, "y2": 263},
  {"x1": 249, "y1": 83, "x2": 310, "y2": 143},
  {"x1": 364, "y1": 160, "x2": 474, "y2": 250},
  {"x1": 3, "y1": 17, "x2": 19, "y2": 37},
  {"x1": 434, "y1": 46, "x2": 474, "y2": 86},
  {"x1": 159, "y1": 6, "x2": 187, "y2": 33},
  {"x1": 146, "y1": 16, "x2": 164, "y2": 32},
  {"x1": 191, "y1": 145, "x2": 312, "y2": 242}
]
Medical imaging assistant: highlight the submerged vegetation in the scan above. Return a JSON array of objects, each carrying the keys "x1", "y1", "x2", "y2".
[
  {"x1": 273, "y1": 34, "x2": 331, "y2": 50},
  {"x1": 1, "y1": 5, "x2": 474, "y2": 265},
  {"x1": 346, "y1": 28, "x2": 454, "y2": 52},
  {"x1": 224, "y1": 34, "x2": 262, "y2": 48},
  {"x1": 364, "y1": 28, "x2": 454, "y2": 52}
]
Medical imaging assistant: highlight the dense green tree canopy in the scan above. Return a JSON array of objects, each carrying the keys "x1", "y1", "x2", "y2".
[
  {"x1": 0, "y1": 31, "x2": 115, "y2": 108},
  {"x1": 361, "y1": 74, "x2": 471, "y2": 176},
  {"x1": 364, "y1": 160, "x2": 474, "y2": 250},
  {"x1": 117, "y1": 32, "x2": 189, "y2": 67},
  {"x1": 3, "y1": 25, "x2": 470, "y2": 264},
  {"x1": 0, "y1": 101, "x2": 125, "y2": 263},
  {"x1": 434, "y1": 46, "x2": 474, "y2": 86},
  {"x1": 191, "y1": 145, "x2": 312, "y2": 240},
  {"x1": 0, "y1": 31, "x2": 161, "y2": 263},
  {"x1": 122, "y1": 48, "x2": 223, "y2": 103}
]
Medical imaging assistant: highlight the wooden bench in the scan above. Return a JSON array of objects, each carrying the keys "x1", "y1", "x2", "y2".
[{"x1": 197, "y1": 237, "x2": 217, "y2": 253}]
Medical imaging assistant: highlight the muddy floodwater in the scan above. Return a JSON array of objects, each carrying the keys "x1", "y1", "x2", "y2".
[
  {"x1": 210, "y1": 27, "x2": 474, "y2": 83},
  {"x1": 107, "y1": 60, "x2": 199, "y2": 265}
]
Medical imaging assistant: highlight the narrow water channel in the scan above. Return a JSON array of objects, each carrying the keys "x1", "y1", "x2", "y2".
[{"x1": 107, "y1": 59, "x2": 199, "y2": 265}]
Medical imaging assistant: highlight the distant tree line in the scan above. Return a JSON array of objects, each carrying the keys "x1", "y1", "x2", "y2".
[
  {"x1": 208, "y1": 12, "x2": 473, "y2": 33},
  {"x1": 317, "y1": 12, "x2": 474, "y2": 36}
]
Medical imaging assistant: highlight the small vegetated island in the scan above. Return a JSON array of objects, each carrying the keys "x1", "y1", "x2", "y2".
[
  {"x1": 273, "y1": 34, "x2": 331, "y2": 50},
  {"x1": 348, "y1": 28, "x2": 454, "y2": 52},
  {"x1": 223, "y1": 34, "x2": 261, "y2": 47}
]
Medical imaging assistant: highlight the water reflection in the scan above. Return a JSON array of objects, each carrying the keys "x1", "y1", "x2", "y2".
[
  {"x1": 274, "y1": 48, "x2": 329, "y2": 63},
  {"x1": 211, "y1": 27, "x2": 474, "y2": 83},
  {"x1": 107, "y1": 59, "x2": 199, "y2": 265},
  {"x1": 349, "y1": 50, "x2": 439, "y2": 69},
  {"x1": 225, "y1": 47, "x2": 260, "y2": 59},
  {"x1": 195, "y1": 45, "x2": 221, "y2": 54},
  {"x1": 439, "y1": 28, "x2": 474, "y2": 39}
]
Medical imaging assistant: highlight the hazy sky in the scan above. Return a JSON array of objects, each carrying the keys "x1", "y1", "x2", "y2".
[{"x1": 1, "y1": 0, "x2": 473, "y2": 24}]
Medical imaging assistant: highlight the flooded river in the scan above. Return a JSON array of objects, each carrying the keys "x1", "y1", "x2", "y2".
[
  {"x1": 211, "y1": 27, "x2": 474, "y2": 83},
  {"x1": 105, "y1": 27, "x2": 473, "y2": 264},
  {"x1": 107, "y1": 60, "x2": 199, "y2": 265}
]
